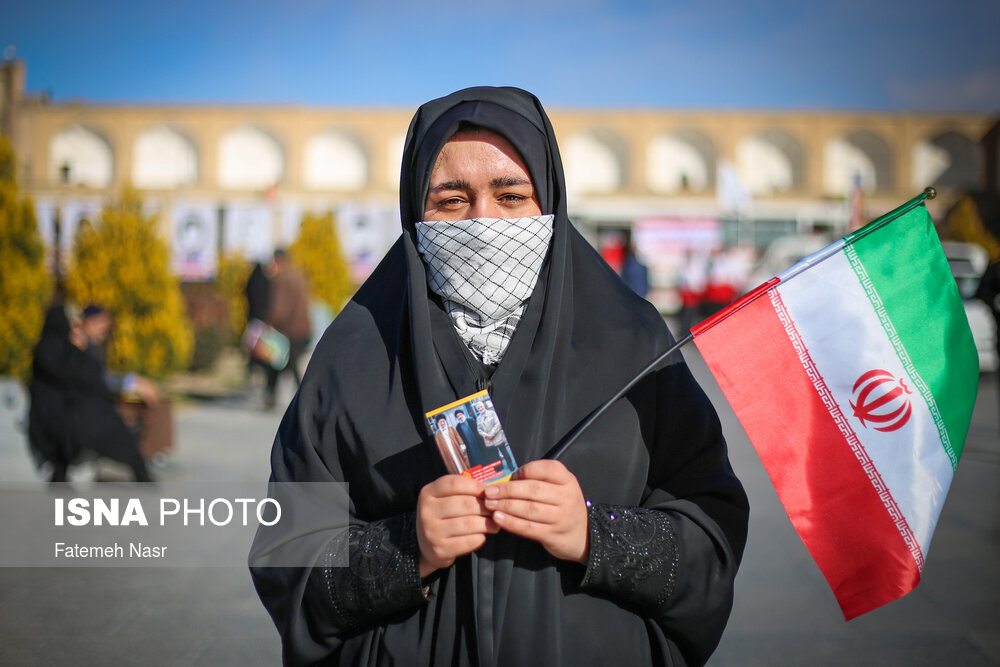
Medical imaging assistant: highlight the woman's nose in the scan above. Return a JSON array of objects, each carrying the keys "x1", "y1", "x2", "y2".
[{"x1": 469, "y1": 197, "x2": 502, "y2": 219}]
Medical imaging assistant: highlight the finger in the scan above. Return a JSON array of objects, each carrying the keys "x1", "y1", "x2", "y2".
[
  {"x1": 432, "y1": 494, "x2": 494, "y2": 519},
  {"x1": 491, "y1": 510, "x2": 552, "y2": 542},
  {"x1": 441, "y1": 534, "x2": 489, "y2": 557},
  {"x1": 424, "y1": 474, "x2": 486, "y2": 498},
  {"x1": 484, "y1": 497, "x2": 559, "y2": 525},
  {"x1": 437, "y1": 514, "x2": 498, "y2": 538},
  {"x1": 514, "y1": 459, "x2": 575, "y2": 484},
  {"x1": 485, "y1": 478, "x2": 561, "y2": 506}
]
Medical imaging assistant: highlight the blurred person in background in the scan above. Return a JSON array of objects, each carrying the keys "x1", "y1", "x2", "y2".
[
  {"x1": 81, "y1": 305, "x2": 159, "y2": 405},
  {"x1": 28, "y1": 304, "x2": 153, "y2": 483},
  {"x1": 975, "y1": 258, "x2": 1000, "y2": 430},
  {"x1": 244, "y1": 260, "x2": 272, "y2": 387},
  {"x1": 599, "y1": 230, "x2": 626, "y2": 273},
  {"x1": 704, "y1": 248, "x2": 740, "y2": 316},
  {"x1": 679, "y1": 249, "x2": 708, "y2": 333},
  {"x1": 264, "y1": 248, "x2": 311, "y2": 409},
  {"x1": 621, "y1": 239, "x2": 650, "y2": 299}
]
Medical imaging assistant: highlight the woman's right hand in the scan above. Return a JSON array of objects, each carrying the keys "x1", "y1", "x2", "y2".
[{"x1": 416, "y1": 475, "x2": 498, "y2": 577}]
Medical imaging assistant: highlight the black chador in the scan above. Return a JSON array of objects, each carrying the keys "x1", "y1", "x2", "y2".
[
  {"x1": 251, "y1": 87, "x2": 749, "y2": 667},
  {"x1": 28, "y1": 306, "x2": 151, "y2": 483}
]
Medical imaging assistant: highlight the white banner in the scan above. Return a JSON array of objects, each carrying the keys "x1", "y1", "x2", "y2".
[
  {"x1": 279, "y1": 201, "x2": 303, "y2": 247},
  {"x1": 172, "y1": 203, "x2": 218, "y2": 281},
  {"x1": 59, "y1": 200, "x2": 103, "y2": 268},
  {"x1": 223, "y1": 204, "x2": 273, "y2": 262},
  {"x1": 33, "y1": 199, "x2": 58, "y2": 271},
  {"x1": 336, "y1": 203, "x2": 400, "y2": 282}
]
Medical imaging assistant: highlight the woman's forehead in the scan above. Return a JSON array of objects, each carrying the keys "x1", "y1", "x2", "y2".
[{"x1": 430, "y1": 129, "x2": 533, "y2": 184}]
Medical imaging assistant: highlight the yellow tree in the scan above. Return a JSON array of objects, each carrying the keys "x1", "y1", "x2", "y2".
[
  {"x1": 0, "y1": 136, "x2": 51, "y2": 381},
  {"x1": 65, "y1": 189, "x2": 193, "y2": 379},
  {"x1": 289, "y1": 211, "x2": 354, "y2": 312}
]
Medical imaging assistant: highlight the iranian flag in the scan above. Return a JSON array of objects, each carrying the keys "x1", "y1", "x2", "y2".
[{"x1": 692, "y1": 194, "x2": 978, "y2": 620}]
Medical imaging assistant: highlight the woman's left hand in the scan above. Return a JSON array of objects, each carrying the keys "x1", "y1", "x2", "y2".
[{"x1": 484, "y1": 459, "x2": 589, "y2": 564}]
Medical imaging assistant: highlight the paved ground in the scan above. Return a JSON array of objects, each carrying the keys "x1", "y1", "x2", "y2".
[{"x1": 0, "y1": 349, "x2": 997, "y2": 666}]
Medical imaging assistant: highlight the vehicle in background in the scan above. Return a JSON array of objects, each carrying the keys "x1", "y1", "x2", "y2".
[
  {"x1": 941, "y1": 241, "x2": 998, "y2": 372},
  {"x1": 744, "y1": 234, "x2": 830, "y2": 294}
]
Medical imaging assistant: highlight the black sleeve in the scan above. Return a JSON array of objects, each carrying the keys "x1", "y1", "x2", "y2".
[
  {"x1": 580, "y1": 502, "x2": 680, "y2": 609},
  {"x1": 250, "y1": 383, "x2": 429, "y2": 666},
  {"x1": 579, "y1": 361, "x2": 749, "y2": 666},
  {"x1": 32, "y1": 338, "x2": 111, "y2": 397},
  {"x1": 303, "y1": 512, "x2": 426, "y2": 633}
]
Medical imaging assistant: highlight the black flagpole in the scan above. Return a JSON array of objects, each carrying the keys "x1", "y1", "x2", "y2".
[{"x1": 547, "y1": 332, "x2": 694, "y2": 460}]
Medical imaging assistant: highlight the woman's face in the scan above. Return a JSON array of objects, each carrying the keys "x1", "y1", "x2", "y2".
[
  {"x1": 422, "y1": 128, "x2": 542, "y2": 222},
  {"x1": 68, "y1": 315, "x2": 86, "y2": 349}
]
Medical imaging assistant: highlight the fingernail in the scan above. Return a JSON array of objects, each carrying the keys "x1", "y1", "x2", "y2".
[
  {"x1": 485, "y1": 486, "x2": 498, "y2": 497},
  {"x1": 484, "y1": 498, "x2": 497, "y2": 508}
]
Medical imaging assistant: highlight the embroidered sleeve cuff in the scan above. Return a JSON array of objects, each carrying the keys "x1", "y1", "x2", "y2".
[
  {"x1": 580, "y1": 503, "x2": 680, "y2": 611},
  {"x1": 311, "y1": 511, "x2": 427, "y2": 632}
]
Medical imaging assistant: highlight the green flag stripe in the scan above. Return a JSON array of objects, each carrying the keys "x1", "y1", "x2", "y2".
[
  {"x1": 848, "y1": 206, "x2": 978, "y2": 463},
  {"x1": 845, "y1": 243, "x2": 957, "y2": 468}
]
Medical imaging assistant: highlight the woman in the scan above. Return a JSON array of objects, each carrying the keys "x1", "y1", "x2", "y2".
[
  {"x1": 28, "y1": 304, "x2": 152, "y2": 483},
  {"x1": 252, "y1": 87, "x2": 749, "y2": 666}
]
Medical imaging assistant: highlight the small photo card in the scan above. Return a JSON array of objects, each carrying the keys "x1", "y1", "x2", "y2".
[{"x1": 425, "y1": 390, "x2": 518, "y2": 485}]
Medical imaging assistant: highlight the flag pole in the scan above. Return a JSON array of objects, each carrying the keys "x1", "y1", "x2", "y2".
[
  {"x1": 548, "y1": 332, "x2": 694, "y2": 460},
  {"x1": 845, "y1": 187, "x2": 936, "y2": 243}
]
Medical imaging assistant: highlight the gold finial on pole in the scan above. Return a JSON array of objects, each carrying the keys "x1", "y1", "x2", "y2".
[{"x1": 924, "y1": 187, "x2": 936, "y2": 200}]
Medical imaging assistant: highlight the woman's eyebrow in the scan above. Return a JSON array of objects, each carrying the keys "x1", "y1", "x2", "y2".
[
  {"x1": 429, "y1": 179, "x2": 470, "y2": 193},
  {"x1": 491, "y1": 175, "x2": 532, "y2": 188}
]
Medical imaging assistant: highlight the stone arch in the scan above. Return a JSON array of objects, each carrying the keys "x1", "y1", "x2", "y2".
[
  {"x1": 823, "y1": 129, "x2": 893, "y2": 195},
  {"x1": 562, "y1": 128, "x2": 627, "y2": 195},
  {"x1": 303, "y1": 129, "x2": 368, "y2": 190},
  {"x1": 386, "y1": 131, "x2": 406, "y2": 189},
  {"x1": 132, "y1": 125, "x2": 198, "y2": 189},
  {"x1": 217, "y1": 125, "x2": 284, "y2": 190},
  {"x1": 912, "y1": 130, "x2": 981, "y2": 190},
  {"x1": 48, "y1": 124, "x2": 113, "y2": 188},
  {"x1": 736, "y1": 128, "x2": 803, "y2": 195},
  {"x1": 646, "y1": 128, "x2": 715, "y2": 194}
]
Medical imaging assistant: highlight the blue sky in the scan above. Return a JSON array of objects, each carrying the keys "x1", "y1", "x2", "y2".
[{"x1": 4, "y1": 0, "x2": 999, "y2": 111}]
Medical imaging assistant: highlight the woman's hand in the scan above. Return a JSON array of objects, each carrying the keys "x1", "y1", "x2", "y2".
[
  {"x1": 416, "y1": 474, "x2": 499, "y2": 577},
  {"x1": 484, "y1": 460, "x2": 589, "y2": 564},
  {"x1": 133, "y1": 375, "x2": 160, "y2": 405}
]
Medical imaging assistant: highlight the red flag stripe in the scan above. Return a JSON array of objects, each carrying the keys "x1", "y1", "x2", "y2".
[{"x1": 694, "y1": 292, "x2": 921, "y2": 619}]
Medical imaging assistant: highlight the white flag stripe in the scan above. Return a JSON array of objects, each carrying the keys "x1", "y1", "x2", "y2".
[{"x1": 776, "y1": 251, "x2": 955, "y2": 554}]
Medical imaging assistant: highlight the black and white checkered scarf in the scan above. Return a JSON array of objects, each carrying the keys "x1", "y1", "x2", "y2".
[{"x1": 415, "y1": 215, "x2": 554, "y2": 365}]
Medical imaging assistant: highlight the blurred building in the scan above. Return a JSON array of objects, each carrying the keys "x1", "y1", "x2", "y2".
[{"x1": 2, "y1": 57, "x2": 996, "y2": 307}]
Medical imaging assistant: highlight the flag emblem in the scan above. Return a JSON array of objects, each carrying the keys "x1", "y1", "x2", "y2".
[{"x1": 850, "y1": 369, "x2": 913, "y2": 432}]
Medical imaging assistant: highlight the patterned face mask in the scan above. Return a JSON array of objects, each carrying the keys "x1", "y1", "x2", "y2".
[{"x1": 415, "y1": 215, "x2": 555, "y2": 365}]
